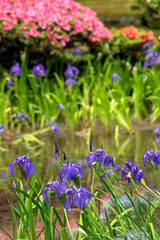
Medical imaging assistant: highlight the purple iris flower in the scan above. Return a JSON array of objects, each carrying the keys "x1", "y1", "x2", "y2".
[
  {"x1": 55, "y1": 104, "x2": 65, "y2": 109},
  {"x1": 110, "y1": 156, "x2": 119, "y2": 171},
  {"x1": 46, "y1": 120, "x2": 55, "y2": 127},
  {"x1": 64, "y1": 186, "x2": 92, "y2": 211},
  {"x1": 155, "y1": 127, "x2": 160, "y2": 137},
  {"x1": 6, "y1": 79, "x2": 14, "y2": 86},
  {"x1": 72, "y1": 46, "x2": 84, "y2": 57},
  {"x1": 10, "y1": 62, "x2": 21, "y2": 77},
  {"x1": 0, "y1": 128, "x2": 5, "y2": 135},
  {"x1": 17, "y1": 112, "x2": 29, "y2": 122},
  {"x1": 111, "y1": 73, "x2": 121, "y2": 83},
  {"x1": 121, "y1": 159, "x2": 143, "y2": 184},
  {"x1": 143, "y1": 150, "x2": 160, "y2": 167},
  {"x1": 64, "y1": 68, "x2": 74, "y2": 79},
  {"x1": 43, "y1": 180, "x2": 67, "y2": 203},
  {"x1": 52, "y1": 123, "x2": 61, "y2": 134},
  {"x1": 143, "y1": 41, "x2": 152, "y2": 49},
  {"x1": 65, "y1": 79, "x2": 77, "y2": 87},
  {"x1": 0, "y1": 171, "x2": 6, "y2": 180},
  {"x1": 64, "y1": 63, "x2": 79, "y2": 78},
  {"x1": 101, "y1": 169, "x2": 114, "y2": 179},
  {"x1": 8, "y1": 155, "x2": 35, "y2": 178},
  {"x1": 143, "y1": 49, "x2": 153, "y2": 55},
  {"x1": 59, "y1": 161, "x2": 84, "y2": 184},
  {"x1": 101, "y1": 156, "x2": 119, "y2": 179},
  {"x1": 46, "y1": 121, "x2": 61, "y2": 134},
  {"x1": 132, "y1": 165, "x2": 144, "y2": 183},
  {"x1": 33, "y1": 63, "x2": 47, "y2": 77},
  {"x1": 0, "y1": 124, "x2": 5, "y2": 135},
  {"x1": 86, "y1": 148, "x2": 110, "y2": 169},
  {"x1": 143, "y1": 49, "x2": 159, "y2": 67}
]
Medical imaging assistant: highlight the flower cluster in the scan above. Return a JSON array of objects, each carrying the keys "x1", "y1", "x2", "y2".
[
  {"x1": 17, "y1": 112, "x2": 29, "y2": 122},
  {"x1": 86, "y1": 145, "x2": 119, "y2": 179},
  {"x1": 8, "y1": 142, "x2": 160, "y2": 214},
  {"x1": 117, "y1": 26, "x2": 155, "y2": 43},
  {"x1": 143, "y1": 150, "x2": 160, "y2": 167},
  {"x1": 47, "y1": 120, "x2": 61, "y2": 134},
  {"x1": 55, "y1": 104, "x2": 65, "y2": 109},
  {"x1": 72, "y1": 46, "x2": 84, "y2": 57},
  {"x1": 143, "y1": 49, "x2": 158, "y2": 67},
  {"x1": 43, "y1": 181, "x2": 92, "y2": 210},
  {"x1": 0, "y1": 124, "x2": 5, "y2": 135},
  {"x1": 155, "y1": 127, "x2": 160, "y2": 137},
  {"x1": 140, "y1": 31, "x2": 155, "y2": 44},
  {"x1": 86, "y1": 148, "x2": 110, "y2": 169},
  {"x1": 43, "y1": 180, "x2": 67, "y2": 203},
  {"x1": 111, "y1": 73, "x2": 121, "y2": 83},
  {"x1": 121, "y1": 159, "x2": 143, "y2": 184},
  {"x1": 10, "y1": 63, "x2": 21, "y2": 77},
  {"x1": 8, "y1": 155, "x2": 35, "y2": 178},
  {"x1": 43, "y1": 141, "x2": 92, "y2": 210},
  {"x1": 101, "y1": 156, "x2": 119, "y2": 179},
  {"x1": 0, "y1": 0, "x2": 113, "y2": 49},
  {"x1": 33, "y1": 63, "x2": 47, "y2": 77},
  {"x1": 59, "y1": 161, "x2": 84, "y2": 184},
  {"x1": 64, "y1": 186, "x2": 92, "y2": 211},
  {"x1": 117, "y1": 26, "x2": 140, "y2": 39},
  {"x1": 6, "y1": 79, "x2": 14, "y2": 86},
  {"x1": 64, "y1": 62, "x2": 79, "y2": 87}
]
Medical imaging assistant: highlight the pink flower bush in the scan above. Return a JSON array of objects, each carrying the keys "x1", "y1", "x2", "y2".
[{"x1": 0, "y1": 0, "x2": 113, "y2": 48}]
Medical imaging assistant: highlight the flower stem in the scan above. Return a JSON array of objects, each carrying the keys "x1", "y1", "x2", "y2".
[
  {"x1": 91, "y1": 167, "x2": 95, "y2": 195},
  {"x1": 64, "y1": 209, "x2": 73, "y2": 239}
]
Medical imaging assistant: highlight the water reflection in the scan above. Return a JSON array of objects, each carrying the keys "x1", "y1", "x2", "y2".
[{"x1": 0, "y1": 128, "x2": 160, "y2": 238}]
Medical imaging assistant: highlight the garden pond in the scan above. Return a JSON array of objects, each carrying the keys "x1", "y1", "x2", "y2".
[{"x1": 1, "y1": 125, "x2": 160, "y2": 237}]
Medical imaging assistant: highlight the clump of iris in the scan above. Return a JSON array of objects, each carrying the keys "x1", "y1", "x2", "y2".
[
  {"x1": 0, "y1": 124, "x2": 5, "y2": 135},
  {"x1": 64, "y1": 62, "x2": 79, "y2": 87},
  {"x1": 101, "y1": 156, "x2": 119, "y2": 179},
  {"x1": 143, "y1": 49, "x2": 158, "y2": 67},
  {"x1": 55, "y1": 103, "x2": 65, "y2": 109},
  {"x1": 17, "y1": 112, "x2": 29, "y2": 122},
  {"x1": 121, "y1": 159, "x2": 143, "y2": 185},
  {"x1": 33, "y1": 63, "x2": 47, "y2": 77},
  {"x1": 59, "y1": 161, "x2": 84, "y2": 184},
  {"x1": 86, "y1": 143, "x2": 119, "y2": 182},
  {"x1": 86, "y1": 143, "x2": 119, "y2": 170},
  {"x1": 47, "y1": 120, "x2": 61, "y2": 134},
  {"x1": 8, "y1": 155, "x2": 35, "y2": 178},
  {"x1": 43, "y1": 181, "x2": 92, "y2": 211},
  {"x1": 65, "y1": 79, "x2": 77, "y2": 87},
  {"x1": 155, "y1": 126, "x2": 160, "y2": 142},
  {"x1": 111, "y1": 73, "x2": 121, "y2": 83},
  {"x1": 6, "y1": 79, "x2": 14, "y2": 86},
  {"x1": 72, "y1": 46, "x2": 84, "y2": 57},
  {"x1": 10, "y1": 62, "x2": 21, "y2": 77},
  {"x1": 143, "y1": 41, "x2": 152, "y2": 49},
  {"x1": 143, "y1": 150, "x2": 160, "y2": 167},
  {"x1": 43, "y1": 141, "x2": 92, "y2": 211}
]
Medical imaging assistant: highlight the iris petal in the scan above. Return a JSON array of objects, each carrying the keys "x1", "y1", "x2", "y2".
[
  {"x1": 73, "y1": 191, "x2": 85, "y2": 210},
  {"x1": 24, "y1": 161, "x2": 36, "y2": 178},
  {"x1": 64, "y1": 195, "x2": 72, "y2": 211},
  {"x1": 8, "y1": 160, "x2": 16, "y2": 177}
]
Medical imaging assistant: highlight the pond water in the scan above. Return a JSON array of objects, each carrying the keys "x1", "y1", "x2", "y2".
[{"x1": 0, "y1": 125, "x2": 160, "y2": 238}]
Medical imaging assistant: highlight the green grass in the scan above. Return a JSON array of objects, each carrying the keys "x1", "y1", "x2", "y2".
[{"x1": 76, "y1": 0, "x2": 136, "y2": 18}]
